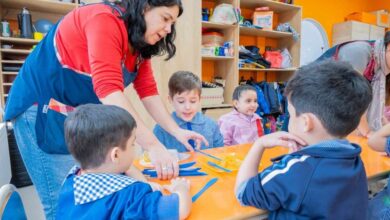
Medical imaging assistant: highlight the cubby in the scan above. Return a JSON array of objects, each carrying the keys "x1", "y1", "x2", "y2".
[{"x1": 200, "y1": 0, "x2": 301, "y2": 110}]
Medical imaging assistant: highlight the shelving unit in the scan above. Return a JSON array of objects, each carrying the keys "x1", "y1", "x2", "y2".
[
  {"x1": 239, "y1": 26, "x2": 293, "y2": 38},
  {"x1": 239, "y1": 67, "x2": 297, "y2": 72},
  {"x1": 240, "y1": 0, "x2": 300, "y2": 12},
  {"x1": 0, "y1": 0, "x2": 84, "y2": 107},
  {"x1": 1, "y1": 0, "x2": 77, "y2": 14},
  {"x1": 200, "y1": 0, "x2": 301, "y2": 110},
  {"x1": 202, "y1": 21, "x2": 236, "y2": 30},
  {"x1": 202, "y1": 55, "x2": 235, "y2": 61}
]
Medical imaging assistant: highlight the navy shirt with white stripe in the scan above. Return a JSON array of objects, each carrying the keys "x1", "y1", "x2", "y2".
[{"x1": 236, "y1": 139, "x2": 368, "y2": 220}]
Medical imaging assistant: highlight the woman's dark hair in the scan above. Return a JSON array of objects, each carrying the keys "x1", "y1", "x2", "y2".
[
  {"x1": 384, "y1": 31, "x2": 390, "y2": 49},
  {"x1": 118, "y1": 0, "x2": 183, "y2": 60}
]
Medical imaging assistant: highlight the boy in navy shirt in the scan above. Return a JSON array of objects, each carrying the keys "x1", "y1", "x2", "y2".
[
  {"x1": 57, "y1": 104, "x2": 191, "y2": 219},
  {"x1": 235, "y1": 60, "x2": 372, "y2": 220}
]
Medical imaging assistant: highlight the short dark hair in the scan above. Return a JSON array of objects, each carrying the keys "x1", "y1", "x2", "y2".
[
  {"x1": 65, "y1": 104, "x2": 137, "y2": 169},
  {"x1": 168, "y1": 71, "x2": 201, "y2": 97},
  {"x1": 232, "y1": 84, "x2": 257, "y2": 100},
  {"x1": 385, "y1": 31, "x2": 390, "y2": 49},
  {"x1": 285, "y1": 60, "x2": 372, "y2": 137},
  {"x1": 118, "y1": 0, "x2": 183, "y2": 60}
]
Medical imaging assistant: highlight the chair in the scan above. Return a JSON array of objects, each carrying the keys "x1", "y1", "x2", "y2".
[{"x1": 0, "y1": 184, "x2": 27, "y2": 220}]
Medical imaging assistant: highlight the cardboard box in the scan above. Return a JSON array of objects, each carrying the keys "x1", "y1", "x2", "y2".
[
  {"x1": 252, "y1": 11, "x2": 273, "y2": 30},
  {"x1": 369, "y1": 10, "x2": 390, "y2": 28},
  {"x1": 369, "y1": 25, "x2": 385, "y2": 40},
  {"x1": 345, "y1": 12, "x2": 376, "y2": 25},
  {"x1": 201, "y1": 87, "x2": 224, "y2": 106},
  {"x1": 332, "y1": 21, "x2": 370, "y2": 46}
]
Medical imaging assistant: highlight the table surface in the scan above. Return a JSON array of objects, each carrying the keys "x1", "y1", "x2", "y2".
[{"x1": 139, "y1": 135, "x2": 390, "y2": 220}]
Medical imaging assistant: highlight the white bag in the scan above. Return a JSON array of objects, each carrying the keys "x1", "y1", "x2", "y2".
[
  {"x1": 281, "y1": 48, "x2": 292, "y2": 68},
  {"x1": 210, "y1": 4, "x2": 238, "y2": 25}
]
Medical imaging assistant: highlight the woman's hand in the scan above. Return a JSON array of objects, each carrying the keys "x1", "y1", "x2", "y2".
[
  {"x1": 173, "y1": 128, "x2": 209, "y2": 151},
  {"x1": 148, "y1": 144, "x2": 179, "y2": 180}
]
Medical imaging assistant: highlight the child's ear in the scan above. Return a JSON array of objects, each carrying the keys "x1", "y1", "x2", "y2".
[
  {"x1": 110, "y1": 147, "x2": 120, "y2": 164},
  {"x1": 232, "y1": 100, "x2": 238, "y2": 108},
  {"x1": 168, "y1": 95, "x2": 173, "y2": 104},
  {"x1": 302, "y1": 113, "x2": 314, "y2": 133}
]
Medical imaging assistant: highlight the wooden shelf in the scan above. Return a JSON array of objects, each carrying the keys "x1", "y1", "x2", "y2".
[
  {"x1": 0, "y1": 48, "x2": 32, "y2": 54},
  {"x1": 240, "y1": 0, "x2": 301, "y2": 12},
  {"x1": 202, "y1": 103, "x2": 232, "y2": 109},
  {"x1": 1, "y1": 60, "x2": 24, "y2": 64},
  {"x1": 0, "y1": 37, "x2": 40, "y2": 44},
  {"x1": 202, "y1": 21, "x2": 236, "y2": 30},
  {"x1": 239, "y1": 67, "x2": 297, "y2": 72},
  {"x1": 0, "y1": 0, "x2": 77, "y2": 14},
  {"x1": 2, "y1": 72, "x2": 18, "y2": 75},
  {"x1": 239, "y1": 27, "x2": 292, "y2": 38},
  {"x1": 202, "y1": 55, "x2": 234, "y2": 61}
]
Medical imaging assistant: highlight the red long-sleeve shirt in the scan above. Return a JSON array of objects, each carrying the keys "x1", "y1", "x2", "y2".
[{"x1": 55, "y1": 3, "x2": 158, "y2": 99}]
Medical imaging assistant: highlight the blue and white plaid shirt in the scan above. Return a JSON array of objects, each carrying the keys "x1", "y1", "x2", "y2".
[{"x1": 68, "y1": 166, "x2": 137, "y2": 205}]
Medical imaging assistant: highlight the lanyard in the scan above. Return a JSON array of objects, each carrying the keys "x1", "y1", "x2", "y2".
[
  {"x1": 186, "y1": 122, "x2": 196, "y2": 149},
  {"x1": 256, "y1": 118, "x2": 263, "y2": 137}
]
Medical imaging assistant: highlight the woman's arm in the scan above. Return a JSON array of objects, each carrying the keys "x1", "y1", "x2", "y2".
[
  {"x1": 100, "y1": 91, "x2": 178, "y2": 180},
  {"x1": 141, "y1": 95, "x2": 208, "y2": 150},
  {"x1": 357, "y1": 112, "x2": 372, "y2": 138},
  {"x1": 368, "y1": 124, "x2": 390, "y2": 152}
]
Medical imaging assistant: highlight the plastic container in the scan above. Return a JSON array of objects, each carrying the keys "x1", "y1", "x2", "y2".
[{"x1": 202, "y1": 32, "x2": 224, "y2": 47}]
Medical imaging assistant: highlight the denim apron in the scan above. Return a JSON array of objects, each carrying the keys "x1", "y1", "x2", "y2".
[{"x1": 5, "y1": 3, "x2": 139, "y2": 154}]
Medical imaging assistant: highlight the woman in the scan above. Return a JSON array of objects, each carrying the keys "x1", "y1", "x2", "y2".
[
  {"x1": 4, "y1": 0, "x2": 206, "y2": 219},
  {"x1": 317, "y1": 31, "x2": 390, "y2": 137}
]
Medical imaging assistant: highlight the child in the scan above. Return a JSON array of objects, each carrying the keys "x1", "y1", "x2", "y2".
[
  {"x1": 153, "y1": 71, "x2": 223, "y2": 152},
  {"x1": 235, "y1": 60, "x2": 372, "y2": 219},
  {"x1": 57, "y1": 104, "x2": 191, "y2": 220},
  {"x1": 367, "y1": 123, "x2": 390, "y2": 220},
  {"x1": 218, "y1": 85, "x2": 263, "y2": 146}
]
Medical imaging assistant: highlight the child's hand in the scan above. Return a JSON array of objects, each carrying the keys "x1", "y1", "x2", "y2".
[
  {"x1": 254, "y1": 131, "x2": 306, "y2": 150},
  {"x1": 149, "y1": 182, "x2": 164, "y2": 191},
  {"x1": 164, "y1": 178, "x2": 190, "y2": 194}
]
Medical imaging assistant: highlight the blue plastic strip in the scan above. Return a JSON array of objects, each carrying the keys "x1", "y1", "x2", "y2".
[
  {"x1": 192, "y1": 178, "x2": 218, "y2": 203},
  {"x1": 207, "y1": 161, "x2": 232, "y2": 173}
]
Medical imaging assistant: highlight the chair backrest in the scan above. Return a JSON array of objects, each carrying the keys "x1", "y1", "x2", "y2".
[
  {"x1": 0, "y1": 123, "x2": 11, "y2": 186},
  {"x1": 0, "y1": 184, "x2": 27, "y2": 220}
]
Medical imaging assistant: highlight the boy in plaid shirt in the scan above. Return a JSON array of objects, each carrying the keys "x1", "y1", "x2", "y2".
[{"x1": 56, "y1": 104, "x2": 191, "y2": 220}]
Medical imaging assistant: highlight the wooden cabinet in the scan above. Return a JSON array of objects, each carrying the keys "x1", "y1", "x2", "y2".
[
  {"x1": 0, "y1": 0, "x2": 301, "y2": 127},
  {"x1": 200, "y1": 0, "x2": 301, "y2": 110},
  {"x1": 332, "y1": 21, "x2": 385, "y2": 46}
]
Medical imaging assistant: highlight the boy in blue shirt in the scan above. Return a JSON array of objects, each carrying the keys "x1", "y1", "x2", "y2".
[
  {"x1": 235, "y1": 60, "x2": 372, "y2": 220},
  {"x1": 154, "y1": 71, "x2": 223, "y2": 152},
  {"x1": 57, "y1": 104, "x2": 191, "y2": 219}
]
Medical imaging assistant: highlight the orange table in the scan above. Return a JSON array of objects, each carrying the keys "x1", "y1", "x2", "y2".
[
  {"x1": 140, "y1": 135, "x2": 390, "y2": 219},
  {"x1": 348, "y1": 135, "x2": 390, "y2": 181}
]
